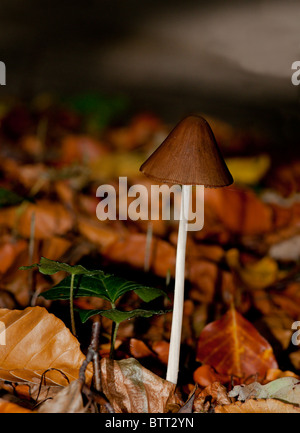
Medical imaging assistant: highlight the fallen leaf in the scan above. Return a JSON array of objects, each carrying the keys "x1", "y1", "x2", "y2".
[
  {"x1": 225, "y1": 154, "x2": 270, "y2": 185},
  {"x1": 100, "y1": 357, "x2": 178, "y2": 413},
  {"x1": 265, "y1": 368, "x2": 299, "y2": 382},
  {"x1": 37, "y1": 380, "x2": 84, "y2": 413},
  {"x1": 193, "y1": 365, "x2": 230, "y2": 387},
  {"x1": 196, "y1": 307, "x2": 278, "y2": 380},
  {"x1": 77, "y1": 217, "x2": 120, "y2": 250},
  {"x1": 0, "y1": 238, "x2": 27, "y2": 275},
  {"x1": 151, "y1": 341, "x2": 170, "y2": 365},
  {"x1": 0, "y1": 398, "x2": 33, "y2": 413},
  {"x1": 230, "y1": 377, "x2": 300, "y2": 405},
  {"x1": 129, "y1": 339, "x2": 154, "y2": 359},
  {"x1": 102, "y1": 233, "x2": 176, "y2": 278},
  {"x1": 193, "y1": 382, "x2": 231, "y2": 413},
  {"x1": 0, "y1": 201, "x2": 73, "y2": 239},
  {"x1": 205, "y1": 187, "x2": 273, "y2": 235},
  {"x1": 226, "y1": 248, "x2": 278, "y2": 290},
  {"x1": 215, "y1": 398, "x2": 300, "y2": 413},
  {"x1": 0, "y1": 306, "x2": 92, "y2": 385}
]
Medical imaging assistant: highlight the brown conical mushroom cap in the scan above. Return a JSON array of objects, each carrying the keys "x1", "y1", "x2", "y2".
[{"x1": 140, "y1": 115, "x2": 233, "y2": 187}]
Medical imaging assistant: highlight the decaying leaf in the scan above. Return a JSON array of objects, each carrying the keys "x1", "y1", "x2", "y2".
[
  {"x1": 215, "y1": 398, "x2": 300, "y2": 413},
  {"x1": 37, "y1": 380, "x2": 84, "y2": 413},
  {"x1": 0, "y1": 306, "x2": 92, "y2": 385},
  {"x1": 196, "y1": 307, "x2": 278, "y2": 380},
  {"x1": 229, "y1": 377, "x2": 300, "y2": 405},
  {"x1": 193, "y1": 382, "x2": 231, "y2": 413},
  {"x1": 100, "y1": 357, "x2": 178, "y2": 413}
]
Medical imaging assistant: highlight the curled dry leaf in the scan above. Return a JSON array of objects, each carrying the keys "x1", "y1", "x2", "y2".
[
  {"x1": 193, "y1": 382, "x2": 231, "y2": 413},
  {"x1": 215, "y1": 398, "x2": 300, "y2": 413},
  {"x1": 100, "y1": 357, "x2": 178, "y2": 413},
  {"x1": 0, "y1": 307, "x2": 92, "y2": 386},
  {"x1": 37, "y1": 380, "x2": 84, "y2": 413},
  {"x1": 196, "y1": 307, "x2": 278, "y2": 380}
]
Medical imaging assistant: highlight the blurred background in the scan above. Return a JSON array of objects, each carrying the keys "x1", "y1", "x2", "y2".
[{"x1": 0, "y1": 0, "x2": 300, "y2": 148}]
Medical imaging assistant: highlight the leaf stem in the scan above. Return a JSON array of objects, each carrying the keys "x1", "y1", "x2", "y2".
[
  {"x1": 109, "y1": 321, "x2": 119, "y2": 359},
  {"x1": 70, "y1": 274, "x2": 76, "y2": 336}
]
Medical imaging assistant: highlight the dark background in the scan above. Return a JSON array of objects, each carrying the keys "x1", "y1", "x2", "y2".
[{"x1": 0, "y1": 0, "x2": 300, "y2": 146}]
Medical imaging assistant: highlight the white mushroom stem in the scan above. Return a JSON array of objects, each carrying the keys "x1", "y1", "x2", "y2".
[{"x1": 166, "y1": 184, "x2": 191, "y2": 384}]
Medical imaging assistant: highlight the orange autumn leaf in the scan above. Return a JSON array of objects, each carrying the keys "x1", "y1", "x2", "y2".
[
  {"x1": 0, "y1": 307, "x2": 92, "y2": 386},
  {"x1": 205, "y1": 187, "x2": 273, "y2": 235},
  {"x1": 103, "y1": 233, "x2": 176, "y2": 278},
  {"x1": 41, "y1": 237, "x2": 72, "y2": 261},
  {"x1": 59, "y1": 135, "x2": 107, "y2": 165},
  {"x1": 129, "y1": 338, "x2": 154, "y2": 359},
  {"x1": 0, "y1": 200, "x2": 73, "y2": 239},
  {"x1": 193, "y1": 365, "x2": 230, "y2": 387},
  {"x1": 77, "y1": 216, "x2": 119, "y2": 250},
  {"x1": 0, "y1": 238, "x2": 27, "y2": 275},
  {"x1": 0, "y1": 399, "x2": 33, "y2": 413},
  {"x1": 196, "y1": 308, "x2": 278, "y2": 380},
  {"x1": 152, "y1": 341, "x2": 170, "y2": 365}
]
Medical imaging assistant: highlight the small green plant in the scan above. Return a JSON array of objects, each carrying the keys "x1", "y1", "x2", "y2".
[{"x1": 21, "y1": 257, "x2": 169, "y2": 358}]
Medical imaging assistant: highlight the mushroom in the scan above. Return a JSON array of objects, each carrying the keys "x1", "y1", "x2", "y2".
[{"x1": 140, "y1": 115, "x2": 233, "y2": 384}]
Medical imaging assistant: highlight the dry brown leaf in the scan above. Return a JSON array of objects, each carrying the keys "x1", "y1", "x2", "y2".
[
  {"x1": 215, "y1": 398, "x2": 300, "y2": 413},
  {"x1": 196, "y1": 307, "x2": 278, "y2": 380},
  {"x1": 0, "y1": 306, "x2": 92, "y2": 386},
  {"x1": 37, "y1": 380, "x2": 84, "y2": 413},
  {"x1": 100, "y1": 357, "x2": 178, "y2": 413},
  {"x1": 194, "y1": 382, "x2": 231, "y2": 413}
]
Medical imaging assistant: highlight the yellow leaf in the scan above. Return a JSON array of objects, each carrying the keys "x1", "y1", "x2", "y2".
[
  {"x1": 227, "y1": 249, "x2": 278, "y2": 290},
  {"x1": 225, "y1": 154, "x2": 270, "y2": 185}
]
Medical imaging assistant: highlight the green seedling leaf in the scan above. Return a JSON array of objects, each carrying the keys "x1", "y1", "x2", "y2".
[
  {"x1": 20, "y1": 257, "x2": 102, "y2": 276},
  {"x1": 78, "y1": 308, "x2": 170, "y2": 324},
  {"x1": 40, "y1": 273, "x2": 167, "y2": 304},
  {"x1": 0, "y1": 188, "x2": 26, "y2": 208}
]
